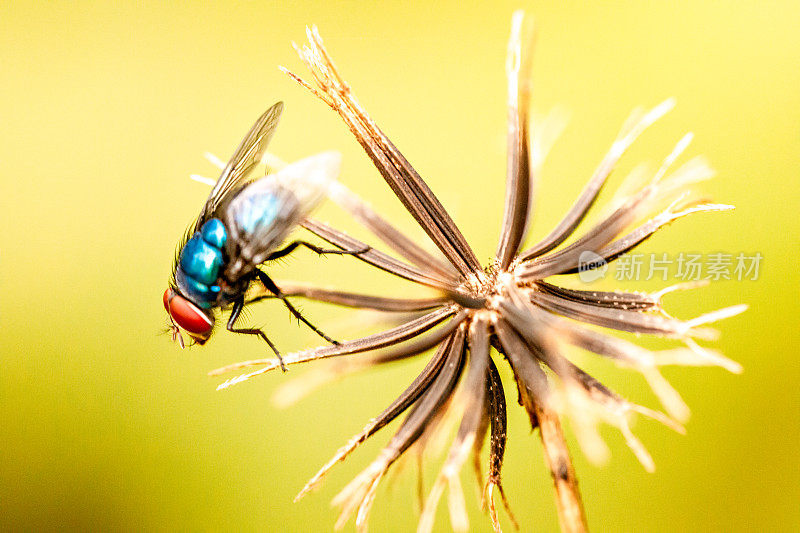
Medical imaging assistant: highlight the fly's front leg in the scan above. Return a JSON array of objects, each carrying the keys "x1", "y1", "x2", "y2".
[
  {"x1": 227, "y1": 297, "x2": 287, "y2": 372},
  {"x1": 266, "y1": 240, "x2": 370, "y2": 261},
  {"x1": 255, "y1": 270, "x2": 339, "y2": 346}
]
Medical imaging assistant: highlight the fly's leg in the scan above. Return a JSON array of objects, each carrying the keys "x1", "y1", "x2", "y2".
[
  {"x1": 227, "y1": 297, "x2": 287, "y2": 372},
  {"x1": 255, "y1": 270, "x2": 339, "y2": 346},
  {"x1": 266, "y1": 240, "x2": 370, "y2": 261}
]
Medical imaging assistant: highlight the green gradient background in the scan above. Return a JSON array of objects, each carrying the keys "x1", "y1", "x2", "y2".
[{"x1": 1, "y1": 2, "x2": 798, "y2": 531}]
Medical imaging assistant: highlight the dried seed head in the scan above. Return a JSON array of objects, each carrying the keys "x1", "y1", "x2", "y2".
[{"x1": 211, "y1": 11, "x2": 743, "y2": 532}]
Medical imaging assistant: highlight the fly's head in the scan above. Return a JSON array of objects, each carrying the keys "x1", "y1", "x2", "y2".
[{"x1": 163, "y1": 287, "x2": 215, "y2": 346}]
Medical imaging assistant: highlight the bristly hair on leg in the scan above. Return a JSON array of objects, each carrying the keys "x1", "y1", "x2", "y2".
[{"x1": 209, "y1": 10, "x2": 745, "y2": 532}]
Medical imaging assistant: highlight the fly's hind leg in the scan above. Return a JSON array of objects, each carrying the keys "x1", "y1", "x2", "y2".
[
  {"x1": 266, "y1": 240, "x2": 370, "y2": 261},
  {"x1": 227, "y1": 297, "x2": 287, "y2": 372},
  {"x1": 255, "y1": 269, "x2": 340, "y2": 346}
]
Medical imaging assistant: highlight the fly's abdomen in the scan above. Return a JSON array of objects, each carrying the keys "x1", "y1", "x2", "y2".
[
  {"x1": 224, "y1": 185, "x2": 300, "y2": 276},
  {"x1": 233, "y1": 192, "x2": 282, "y2": 235},
  {"x1": 176, "y1": 219, "x2": 228, "y2": 308}
]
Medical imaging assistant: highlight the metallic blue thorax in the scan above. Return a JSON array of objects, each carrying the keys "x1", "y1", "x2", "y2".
[{"x1": 176, "y1": 219, "x2": 228, "y2": 308}]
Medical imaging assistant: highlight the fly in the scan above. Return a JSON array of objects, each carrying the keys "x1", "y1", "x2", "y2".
[{"x1": 163, "y1": 102, "x2": 362, "y2": 368}]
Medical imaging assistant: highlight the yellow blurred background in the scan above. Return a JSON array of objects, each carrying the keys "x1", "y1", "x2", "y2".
[{"x1": 1, "y1": 1, "x2": 798, "y2": 531}]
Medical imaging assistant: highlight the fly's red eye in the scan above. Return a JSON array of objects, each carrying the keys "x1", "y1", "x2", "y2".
[
  {"x1": 164, "y1": 289, "x2": 214, "y2": 336},
  {"x1": 163, "y1": 288, "x2": 173, "y2": 312}
]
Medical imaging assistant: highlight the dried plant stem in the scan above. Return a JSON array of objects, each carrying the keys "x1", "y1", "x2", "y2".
[{"x1": 535, "y1": 404, "x2": 588, "y2": 533}]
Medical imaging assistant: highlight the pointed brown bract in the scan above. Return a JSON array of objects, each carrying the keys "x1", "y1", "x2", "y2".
[{"x1": 212, "y1": 10, "x2": 744, "y2": 532}]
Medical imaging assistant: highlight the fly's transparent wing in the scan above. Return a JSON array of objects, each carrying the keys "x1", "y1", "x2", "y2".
[
  {"x1": 270, "y1": 150, "x2": 341, "y2": 216},
  {"x1": 200, "y1": 101, "x2": 284, "y2": 222},
  {"x1": 225, "y1": 151, "x2": 341, "y2": 268}
]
